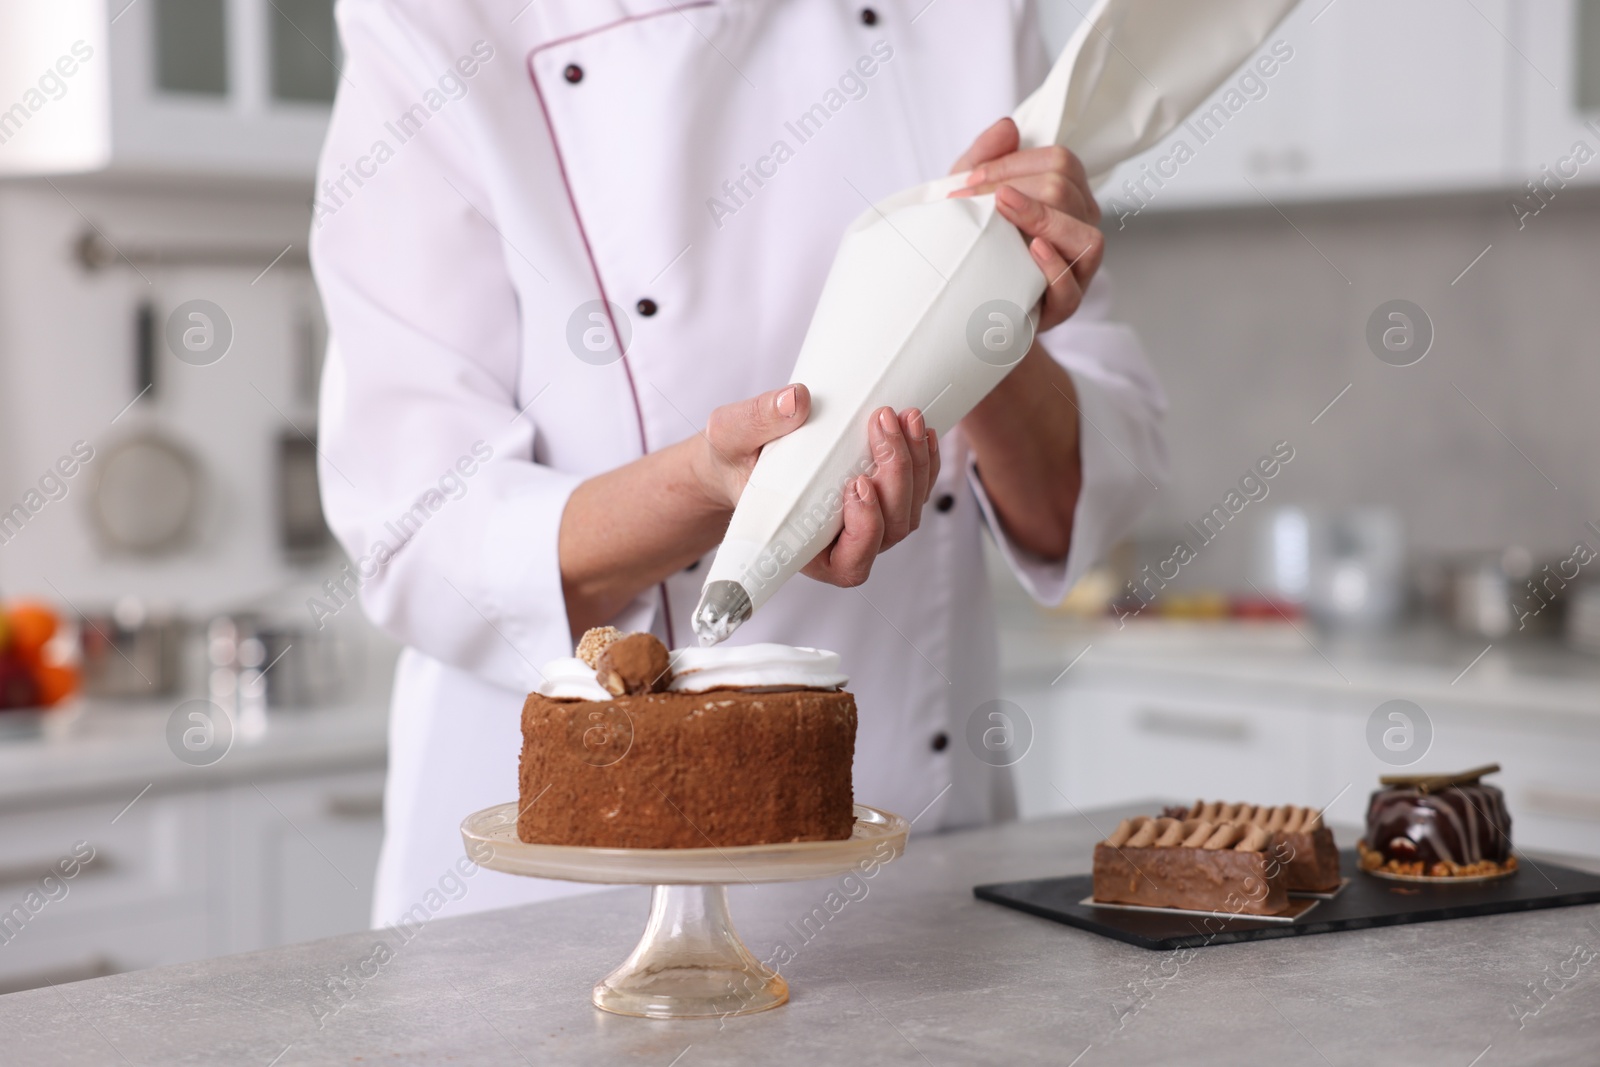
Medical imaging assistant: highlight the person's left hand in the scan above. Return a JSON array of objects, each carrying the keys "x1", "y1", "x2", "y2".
[{"x1": 949, "y1": 117, "x2": 1104, "y2": 333}]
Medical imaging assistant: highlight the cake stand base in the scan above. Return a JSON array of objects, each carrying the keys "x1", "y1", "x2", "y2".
[
  {"x1": 593, "y1": 884, "x2": 786, "y2": 1019},
  {"x1": 461, "y1": 802, "x2": 908, "y2": 1020}
]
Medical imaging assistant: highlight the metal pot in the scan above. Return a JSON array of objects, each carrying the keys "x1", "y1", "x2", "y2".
[
  {"x1": 77, "y1": 599, "x2": 187, "y2": 699},
  {"x1": 208, "y1": 613, "x2": 357, "y2": 711},
  {"x1": 1566, "y1": 581, "x2": 1600, "y2": 654},
  {"x1": 1439, "y1": 548, "x2": 1561, "y2": 639}
]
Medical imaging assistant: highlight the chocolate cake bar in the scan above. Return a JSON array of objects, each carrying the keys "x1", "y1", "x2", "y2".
[
  {"x1": 1359, "y1": 764, "x2": 1516, "y2": 879},
  {"x1": 1092, "y1": 816, "x2": 1289, "y2": 916},
  {"x1": 1164, "y1": 800, "x2": 1342, "y2": 892}
]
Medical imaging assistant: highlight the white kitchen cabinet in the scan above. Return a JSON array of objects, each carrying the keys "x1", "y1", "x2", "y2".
[
  {"x1": 1014, "y1": 670, "x2": 1322, "y2": 819},
  {"x1": 1297, "y1": 0, "x2": 1513, "y2": 196},
  {"x1": 0, "y1": 790, "x2": 211, "y2": 991},
  {"x1": 0, "y1": 912, "x2": 207, "y2": 996},
  {"x1": 1010, "y1": 641, "x2": 1600, "y2": 862},
  {"x1": 1514, "y1": 0, "x2": 1600, "y2": 191},
  {"x1": 0, "y1": 765, "x2": 384, "y2": 994},
  {"x1": 218, "y1": 769, "x2": 385, "y2": 950},
  {"x1": 1096, "y1": 0, "x2": 1518, "y2": 216},
  {"x1": 0, "y1": 0, "x2": 334, "y2": 180}
]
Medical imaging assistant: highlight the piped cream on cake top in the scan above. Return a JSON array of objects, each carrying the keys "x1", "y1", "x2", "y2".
[
  {"x1": 538, "y1": 628, "x2": 848, "y2": 701},
  {"x1": 1104, "y1": 816, "x2": 1271, "y2": 853}
]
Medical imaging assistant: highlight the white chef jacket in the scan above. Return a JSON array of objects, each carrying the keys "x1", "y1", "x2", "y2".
[{"x1": 311, "y1": 0, "x2": 1167, "y2": 927}]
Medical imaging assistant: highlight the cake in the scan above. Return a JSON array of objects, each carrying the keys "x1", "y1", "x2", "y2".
[
  {"x1": 516, "y1": 629, "x2": 856, "y2": 849},
  {"x1": 1162, "y1": 801, "x2": 1342, "y2": 892},
  {"x1": 1093, "y1": 816, "x2": 1289, "y2": 916},
  {"x1": 1358, "y1": 764, "x2": 1516, "y2": 879}
]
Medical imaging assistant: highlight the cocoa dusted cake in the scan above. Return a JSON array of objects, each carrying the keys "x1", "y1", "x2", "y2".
[
  {"x1": 1162, "y1": 800, "x2": 1342, "y2": 893},
  {"x1": 516, "y1": 628, "x2": 856, "y2": 849},
  {"x1": 1093, "y1": 816, "x2": 1289, "y2": 916},
  {"x1": 1358, "y1": 764, "x2": 1516, "y2": 879}
]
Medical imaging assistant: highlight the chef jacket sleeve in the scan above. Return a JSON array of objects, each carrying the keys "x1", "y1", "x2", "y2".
[
  {"x1": 311, "y1": 2, "x2": 633, "y2": 693},
  {"x1": 965, "y1": 267, "x2": 1169, "y2": 606}
]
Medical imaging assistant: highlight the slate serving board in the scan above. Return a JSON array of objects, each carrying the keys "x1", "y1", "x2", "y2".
[{"x1": 973, "y1": 850, "x2": 1600, "y2": 950}]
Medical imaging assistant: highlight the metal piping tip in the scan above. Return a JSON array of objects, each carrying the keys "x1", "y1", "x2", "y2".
[{"x1": 692, "y1": 580, "x2": 752, "y2": 646}]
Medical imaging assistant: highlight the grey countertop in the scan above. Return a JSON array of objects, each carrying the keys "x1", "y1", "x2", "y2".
[
  {"x1": 3, "y1": 803, "x2": 1597, "y2": 1066},
  {"x1": 999, "y1": 612, "x2": 1600, "y2": 719},
  {"x1": 0, "y1": 698, "x2": 388, "y2": 810}
]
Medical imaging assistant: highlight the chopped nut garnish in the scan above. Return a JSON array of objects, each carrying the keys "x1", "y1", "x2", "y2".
[{"x1": 576, "y1": 626, "x2": 623, "y2": 668}]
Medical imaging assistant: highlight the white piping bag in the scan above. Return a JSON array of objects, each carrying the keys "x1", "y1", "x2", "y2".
[{"x1": 693, "y1": 0, "x2": 1300, "y2": 644}]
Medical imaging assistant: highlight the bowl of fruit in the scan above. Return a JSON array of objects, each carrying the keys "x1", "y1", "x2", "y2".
[{"x1": 0, "y1": 601, "x2": 80, "y2": 737}]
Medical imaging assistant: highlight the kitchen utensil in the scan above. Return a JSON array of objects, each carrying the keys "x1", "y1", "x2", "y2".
[
  {"x1": 692, "y1": 0, "x2": 1302, "y2": 644},
  {"x1": 1306, "y1": 509, "x2": 1405, "y2": 630},
  {"x1": 135, "y1": 300, "x2": 157, "y2": 398},
  {"x1": 276, "y1": 428, "x2": 331, "y2": 559},
  {"x1": 78, "y1": 598, "x2": 186, "y2": 699},
  {"x1": 1254, "y1": 506, "x2": 1312, "y2": 605},
  {"x1": 208, "y1": 612, "x2": 356, "y2": 710},
  {"x1": 1437, "y1": 547, "x2": 1561, "y2": 639},
  {"x1": 89, "y1": 432, "x2": 204, "y2": 555},
  {"x1": 1565, "y1": 580, "x2": 1600, "y2": 654},
  {"x1": 462, "y1": 802, "x2": 908, "y2": 1018}
]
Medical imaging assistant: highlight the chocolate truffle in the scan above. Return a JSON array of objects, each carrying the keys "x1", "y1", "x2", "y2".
[{"x1": 595, "y1": 633, "x2": 672, "y2": 696}]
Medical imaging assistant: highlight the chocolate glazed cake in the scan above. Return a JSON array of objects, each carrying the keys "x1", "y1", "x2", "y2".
[
  {"x1": 517, "y1": 630, "x2": 856, "y2": 849},
  {"x1": 1358, "y1": 764, "x2": 1515, "y2": 879}
]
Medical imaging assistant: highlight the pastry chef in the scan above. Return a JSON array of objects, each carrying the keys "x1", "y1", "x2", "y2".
[{"x1": 311, "y1": 0, "x2": 1167, "y2": 927}]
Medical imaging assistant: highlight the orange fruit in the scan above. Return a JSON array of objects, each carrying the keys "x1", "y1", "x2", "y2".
[
  {"x1": 5, "y1": 602, "x2": 58, "y2": 662},
  {"x1": 34, "y1": 663, "x2": 78, "y2": 707}
]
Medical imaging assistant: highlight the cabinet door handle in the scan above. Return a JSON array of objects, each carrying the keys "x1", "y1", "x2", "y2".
[
  {"x1": 0, "y1": 852, "x2": 107, "y2": 891},
  {"x1": 324, "y1": 794, "x2": 384, "y2": 820},
  {"x1": 0, "y1": 956, "x2": 119, "y2": 996},
  {"x1": 1523, "y1": 788, "x2": 1600, "y2": 824},
  {"x1": 1135, "y1": 708, "x2": 1252, "y2": 743}
]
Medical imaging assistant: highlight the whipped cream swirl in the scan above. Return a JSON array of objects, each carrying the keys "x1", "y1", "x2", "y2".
[
  {"x1": 536, "y1": 657, "x2": 614, "y2": 700},
  {"x1": 534, "y1": 643, "x2": 846, "y2": 700},
  {"x1": 668, "y1": 643, "x2": 846, "y2": 693}
]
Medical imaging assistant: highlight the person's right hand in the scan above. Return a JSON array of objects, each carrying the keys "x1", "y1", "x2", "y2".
[{"x1": 691, "y1": 385, "x2": 940, "y2": 588}]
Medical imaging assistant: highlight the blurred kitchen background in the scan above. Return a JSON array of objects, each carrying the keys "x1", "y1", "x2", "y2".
[{"x1": 0, "y1": 0, "x2": 1596, "y2": 995}]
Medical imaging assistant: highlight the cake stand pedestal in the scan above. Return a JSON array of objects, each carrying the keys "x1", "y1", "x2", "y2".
[{"x1": 461, "y1": 803, "x2": 908, "y2": 1020}]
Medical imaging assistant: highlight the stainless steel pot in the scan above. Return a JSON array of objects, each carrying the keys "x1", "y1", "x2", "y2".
[
  {"x1": 77, "y1": 599, "x2": 186, "y2": 699},
  {"x1": 208, "y1": 613, "x2": 357, "y2": 710},
  {"x1": 1438, "y1": 548, "x2": 1562, "y2": 639}
]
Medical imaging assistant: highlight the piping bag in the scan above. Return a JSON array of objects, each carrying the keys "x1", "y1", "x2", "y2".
[{"x1": 693, "y1": 0, "x2": 1300, "y2": 645}]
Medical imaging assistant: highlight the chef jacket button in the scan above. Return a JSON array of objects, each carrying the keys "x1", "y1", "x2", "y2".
[
  {"x1": 930, "y1": 731, "x2": 949, "y2": 752},
  {"x1": 636, "y1": 297, "x2": 658, "y2": 317},
  {"x1": 934, "y1": 493, "x2": 955, "y2": 513},
  {"x1": 563, "y1": 64, "x2": 584, "y2": 84},
  {"x1": 860, "y1": 8, "x2": 879, "y2": 26}
]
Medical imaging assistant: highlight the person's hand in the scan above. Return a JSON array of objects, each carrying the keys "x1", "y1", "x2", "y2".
[
  {"x1": 691, "y1": 386, "x2": 940, "y2": 588},
  {"x1": 949, "y1": 117, "x2": 1104, "y2": 332}
]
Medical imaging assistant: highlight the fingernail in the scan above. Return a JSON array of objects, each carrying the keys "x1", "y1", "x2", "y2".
[
  {"x1": 997, "y1": 185, "x2": 1025, "y2": 209},
  {"x1": 878, "y1": 409, "x2": 899, "y2": 435},
  {"x1": 965, "y1": 167, "x2": 985, "y2": 187},
  {"x1": 855, "y1": 476, "x2": 875, "y2": 503},
  {"x1": 928, "y1": 427, "x2": 939, "y2": 453},
  {"x1": 777, "y1": 385, "x2": 797, "y2": 417},
  {"x1": 908, "y1": 410, "x2": 926, "y2": 441}
]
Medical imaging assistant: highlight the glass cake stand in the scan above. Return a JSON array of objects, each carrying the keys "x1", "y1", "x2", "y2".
[{"x1": 460, "y1": 802, "x2": 908, "y2": 1020}]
